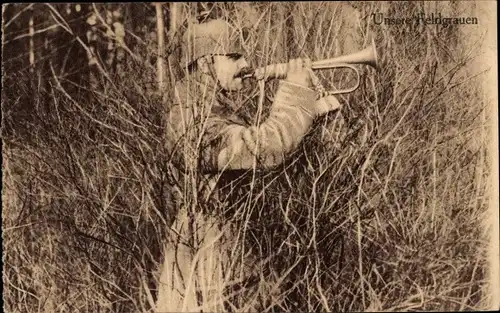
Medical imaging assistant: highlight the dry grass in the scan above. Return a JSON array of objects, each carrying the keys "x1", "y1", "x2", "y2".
[{"x1": 2, "y1": 2, "x2": 495, "y2": 312}]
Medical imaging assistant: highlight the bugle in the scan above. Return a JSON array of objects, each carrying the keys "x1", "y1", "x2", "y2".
[{"x1": 243, "y1": 38, "x2": 378, "y2": 95}]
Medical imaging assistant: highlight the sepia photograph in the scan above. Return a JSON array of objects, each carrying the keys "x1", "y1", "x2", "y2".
[{"x1": 2, "y1": 2, "x2": 498, "y2": 312}]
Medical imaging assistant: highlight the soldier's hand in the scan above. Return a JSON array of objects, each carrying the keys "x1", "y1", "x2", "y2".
[{"x1": 285, "y1": 58, "x2": 313, "y2": 88}]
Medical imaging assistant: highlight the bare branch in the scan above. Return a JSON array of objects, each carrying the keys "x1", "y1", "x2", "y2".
[
  {"x1": 49, "y1": 62, "x2": 132, "y2": 137},
  {"x1": 4, "y1": 3, "x2": 34, "y2": 29},
  {"x1": 4, "y1": 24, "x2": 60, "y2": 45}
]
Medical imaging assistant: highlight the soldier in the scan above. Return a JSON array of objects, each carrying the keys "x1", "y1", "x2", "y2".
[{"x1": 156, "y1": 18, "x2": 342, "y2": 312}]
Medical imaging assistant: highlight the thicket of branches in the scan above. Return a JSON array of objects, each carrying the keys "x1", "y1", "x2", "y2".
[{"x1": 2, "y1": 2, "x2": 492, "y2": 312}]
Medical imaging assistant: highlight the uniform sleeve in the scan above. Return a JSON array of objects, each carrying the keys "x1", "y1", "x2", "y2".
[{"x1": 200, "y1": 81, "x2": 320, "y2": 172}]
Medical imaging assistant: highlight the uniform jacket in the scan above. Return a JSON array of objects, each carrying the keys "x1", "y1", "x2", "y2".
[{"x1": 165, "y1": 75, "x2": 337, "y2": 175}]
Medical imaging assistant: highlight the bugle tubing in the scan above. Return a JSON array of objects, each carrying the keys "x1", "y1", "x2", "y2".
[{"x1": 246, "y1": 38, "x2": 378, "y2": 95}]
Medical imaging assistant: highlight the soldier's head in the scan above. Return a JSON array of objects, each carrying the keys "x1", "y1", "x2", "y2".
[{"x1": 180, "y1": 19, "x2": 252, "y2": 91}]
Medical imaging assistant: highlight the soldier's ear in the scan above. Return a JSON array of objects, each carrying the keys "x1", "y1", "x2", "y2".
[{"x1": 197, "y1": 56, "x2": 212, "y2": 75}]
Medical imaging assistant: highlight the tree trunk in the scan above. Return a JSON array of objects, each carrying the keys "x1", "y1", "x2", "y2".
[
  {"x1": 155, "y1": 3, "x2": 165, "y2": 94},
  {"x1": 28, "y1": 8, "x2": 35, "y2": 74}
]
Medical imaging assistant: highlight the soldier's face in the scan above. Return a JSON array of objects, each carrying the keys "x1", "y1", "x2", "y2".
[{"x1": 213, "y1": 54, "x2": 250, "y2": 91}]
